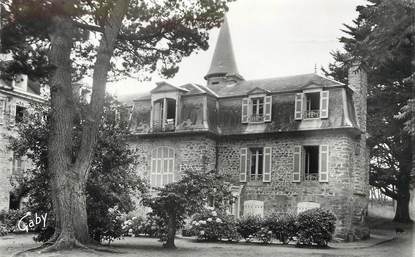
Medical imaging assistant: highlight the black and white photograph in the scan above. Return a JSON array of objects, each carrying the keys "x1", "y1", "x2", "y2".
[{"x1": 0, "y1": 0, "x2": 413, "y2": 256}]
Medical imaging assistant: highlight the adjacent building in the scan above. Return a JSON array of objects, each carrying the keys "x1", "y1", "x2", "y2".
[
  {"x1": 0, "y1": 74, "x2": 45, "y2": 211},
  {"x1": 127, "y1": 18, "x2": 370, "y2": 240}
]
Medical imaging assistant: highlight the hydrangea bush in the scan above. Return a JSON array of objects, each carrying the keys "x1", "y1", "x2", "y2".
[
  {"x1": 263, "y1": 212, "x2": 298, "y2": 244},
  {"x1": 236, "y1": 215, "x2": 262, "y2": 242},
  {"x1": 296, "y1": 208, "x2": 336, "y2": 247},
  {"x1": 191, "y1": 207, "x2": 239, "y2": 242}
]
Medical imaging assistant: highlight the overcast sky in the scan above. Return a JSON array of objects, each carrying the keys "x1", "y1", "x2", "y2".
[{"x1": 109, "y1": 0, "x2": 367, "y2": 98}]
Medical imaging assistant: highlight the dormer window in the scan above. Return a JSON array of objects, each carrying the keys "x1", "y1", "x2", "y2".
[
  {"x1": 294, "y1": 90, "x2": 329, "y2": 120},
  {"x1": 241, "y1": 89, "x2": 272, "y2": 124},
  {"x1": 305, "y1": 92, "x2": 320, "y2": 119},
  {"x1": 251, "y1": 98, "x2": 264, "y2": 122},
  {"x1": 152, "y1": 98, "x2": 176, "y2": 132}
]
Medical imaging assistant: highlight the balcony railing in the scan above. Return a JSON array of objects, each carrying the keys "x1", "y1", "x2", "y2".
[
  {"x1": 304, "y1": 110, "x2": 320, "y2": 119},
  {"x1": 249, "y1": 114, "x2": 264, "y2": 123},
  {"x1": 304, "y1": 173, "x2": 318, "y2": 181},
  {"x1": 152, "y1": 119, "x2": 175, "y2": 132}
]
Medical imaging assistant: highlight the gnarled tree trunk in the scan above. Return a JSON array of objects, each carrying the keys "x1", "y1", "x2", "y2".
[{"x1": 45, "y1": 0, "x2": 130, "y2": 250}]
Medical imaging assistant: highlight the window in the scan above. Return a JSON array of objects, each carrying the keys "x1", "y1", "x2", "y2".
[
  {"x1": 15, "y1": 105, "x2": 26, "y2": 123},
  {"x1": 250, "y1": 148, "x2": 263, "y2": 180},
  {"x1": 304, "y1": 146, "x2": 319, "y2": 181},
  {"x1": 305, "y1": 93, "x2": 320, "y2": 119},
  {"x1": 294, "y1": 91, "x2": 329, "y2": 120},
  {"x1": 241, "y1": 96, "x2": 272, "y2": 123},
  {"x1": 292, "y1": 145, "x2": 329, "y2": 183},
  {"x1": 12, "y1": 155, "x2": 24, "y2": 175},
  {"x1": 150, "y1": 147, "x2": 175, "y2": 187},
  {"x1": 240, "y1": 147, "x2": 272, "y2": 183},
  {"x1": 251, "y1": 98, "x2": 264, "y2": 122},
  {"x1": 152, "y1": 98, "x2": 176, "y2": 132}
]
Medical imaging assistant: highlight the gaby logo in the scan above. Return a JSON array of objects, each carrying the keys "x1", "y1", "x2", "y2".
[{"x1": 18, "y1": 212, "x2": 47, "y2": 232}]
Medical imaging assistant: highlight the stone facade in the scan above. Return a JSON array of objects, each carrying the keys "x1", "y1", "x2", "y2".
[
  {"x1": 127, "y1": 18, "x2": 370, "y2": 241},
  {"x1": 0, "y1": 76, "x2": 45, "y2": 211}
]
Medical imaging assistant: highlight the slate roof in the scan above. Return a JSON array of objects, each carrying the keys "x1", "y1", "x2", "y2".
[
  {"x1": 204, "y1": 17, "x2": 241, "y2": 79},
  {"x1": 206, "y1": 73, "x2": 345, "y2": 97}
]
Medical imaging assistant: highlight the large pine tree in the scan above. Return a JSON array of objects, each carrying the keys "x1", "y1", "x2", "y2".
[{"x1": 323, "y1": 0, "x2": 414, "y2": 223}]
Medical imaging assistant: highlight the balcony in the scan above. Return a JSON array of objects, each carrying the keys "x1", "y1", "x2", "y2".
[
  {"x1": 304, "y1": 110, "x2": 320, "y2": 119},
  {"x1": 152, "y1": 119, "x2": 175, "y2": 132},
  {"x1": 249, "y1": 114, "x2": 264, "y2": 123}
]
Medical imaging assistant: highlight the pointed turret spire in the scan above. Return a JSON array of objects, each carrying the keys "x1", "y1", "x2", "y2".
[{"x1": 204, "y1": 16, "x2": 242, "y2": 82}]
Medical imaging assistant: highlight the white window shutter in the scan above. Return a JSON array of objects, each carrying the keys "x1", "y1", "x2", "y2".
[
  {"x1": 293, "y1": 145, "x2": 302, "y2": 182},
  {"x1": 320, "y1": 91, "x2": 329, "y2": 118},
  {"x1": 241, "y1": 98, "x2": 249, "y2": 123},
  {"x1": 9, "y1": 103, "x2": 15, "y2": 125},
  {"x1": 294, "y1": 93, "x2": 303, "y2": 120},
  {"x1": 240, "y1": 148, "x2": 248, "y2": 182},
  {"x1": 0, "y1": 99, "x2": 5, "y2": 124},
  {"x1": 319, "y1": 145, "x2": 329, "y2": 182},
  {"x1": 264, "y1": 96, "x2": 272, "y2": 122},
  {"x1": 263, "y1": 147, "x2": 272, "y2": 182}
]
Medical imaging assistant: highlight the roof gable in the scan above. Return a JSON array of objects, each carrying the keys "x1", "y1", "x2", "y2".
[
  {"x1": 246, "y1": 87, "x2": 270, "y2": 95},
  {"x1": 151, "y1": 82, "x2": 188, "y2": 94}
]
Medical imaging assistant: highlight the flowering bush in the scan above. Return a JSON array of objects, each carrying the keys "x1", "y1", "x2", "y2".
[
  {"x1": 296, "y1": 208, "x2": 336, "y2": 247},
  {"x1": 93, "y1": 206, "x2": 127, "y2": 245},
  {"x1": 256, "y1": 226, "x2": 273, "y2": 244},
  {"x1": 191, "y1": 207, "x2": 239, "y2": 242},
  {"x1": 236, "y1": 215, "x2": 262, "y2": 242},
  {"x1": 263, "y1": 212, "x2": 298, "y2": 244}
]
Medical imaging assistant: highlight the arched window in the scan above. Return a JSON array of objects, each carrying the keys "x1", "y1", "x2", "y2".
[{"x1": 151, "y1": 147, "x2": 175, "y2": 187}]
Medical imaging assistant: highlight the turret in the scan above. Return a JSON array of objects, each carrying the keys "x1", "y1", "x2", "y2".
[{"x1": 205, "y1": 17, "x2": 243, "y2": 86}]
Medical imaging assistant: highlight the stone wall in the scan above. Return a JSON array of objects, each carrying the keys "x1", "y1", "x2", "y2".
[
  {"x1": 216, "y1": 131, "x2": 368, "y2": 240},
  {"x1": 128, "y1": 135, "x2": 217, "y2": 183}
]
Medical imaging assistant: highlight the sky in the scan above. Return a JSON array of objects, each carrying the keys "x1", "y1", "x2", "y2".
[{"x1": 108, "y1": 0, "x2": 367, "y2": 98}]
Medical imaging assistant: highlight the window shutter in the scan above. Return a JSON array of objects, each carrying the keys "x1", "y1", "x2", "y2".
[
  {"x1": 0, "y1": 99, "x2": 5, "y2": 124},
  {"x1": 9, "y1": 103, "x2": 15, "y2": 125},
  {"x1": 263, "y1": 147, "x2": 272, "y2": 182},
  {"x1": 240, "y1": 148, "x2": 248, "y2": 182},
  {"x1": 264, "y1": 96, "x2": 272, "y2": 122},
  {"x1": 293, "y1": 145, "x2": 302, "y2": 182},
  {"x1": 241, "y1": 98, "x2": 249, "y2": 123},
  {"x1": 294, "y1": 93, "x2": 303, "y2": 120},
  {"x1": 320, "y1": 91, "x2": 329, "y2": 118},
  {"x1": 319, "y1": 145, "x2": 329, "y2": 182}
]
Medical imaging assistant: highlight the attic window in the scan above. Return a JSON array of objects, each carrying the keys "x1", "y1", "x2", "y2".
[
  {"x1": 241, "y1": 95, "x2": 272, "y2": 123},
  {"x1": 305, "y1": 93, "x2": 320, "y2": 119}
]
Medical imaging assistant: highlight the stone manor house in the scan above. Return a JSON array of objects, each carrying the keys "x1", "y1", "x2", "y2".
[{"x1": 127, "y1": 18, "x2": 370, "y2": 240}]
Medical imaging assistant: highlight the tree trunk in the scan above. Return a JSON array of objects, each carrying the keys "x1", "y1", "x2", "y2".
[
  {"x1": 164, "y1": 213, "x2": 177, "y2": 249},
  {"x1": 44, "y1": 0, "x2": 130, "y2": 250},
  {"x1": 47, "y1": 15, "x2": 91, "y2": 248},
  {"x1": 394, "y1": 169, "x2": 413, "y2": 223}
]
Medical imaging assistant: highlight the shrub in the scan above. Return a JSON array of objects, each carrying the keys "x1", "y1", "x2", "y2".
[
  {"x1": 296, "y1": 208, "x2": 336, "y2": 247},
  {"x1": 255, "y1": 226, "x2": 273, "y2": 244},
  {"x1": 0, "y1": 209, "x2": 28, "y2": 233},
  {"x1": 236, "y1": 215, "x2": 262, "y2": 242},
  {"x1": 263, "y1": 212, "x2": 298, "y2": 244},
  {"x1": 90, "y1": 206, "x2": 127, "y2": 245},
  {"x1": 191, "y1": 207, "x2": 239, "y2": 242},
  {"x1": 0, "y1": 223, "x2": 8, "y2": 236}
]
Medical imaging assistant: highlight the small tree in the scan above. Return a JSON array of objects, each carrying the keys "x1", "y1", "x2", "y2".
[{"x1": 142, "y1": 170, "x2": 233, "y2": 249}]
